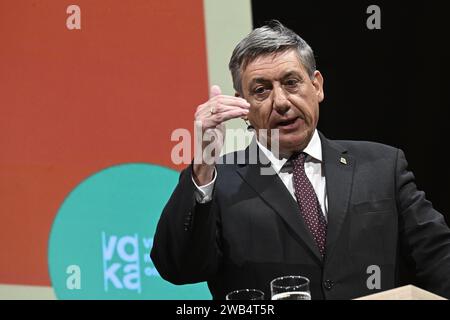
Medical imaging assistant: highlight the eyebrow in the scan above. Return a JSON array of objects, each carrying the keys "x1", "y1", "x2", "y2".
[
  {"x1": 249, "y1": 77, "x2": 269, "y2": 86},
  {"x1": 281, "y1": 71, "x2": 303, "y2": 79},
  {"x1": 249, "y1": 70, "x2": 303, "y2": 86}
]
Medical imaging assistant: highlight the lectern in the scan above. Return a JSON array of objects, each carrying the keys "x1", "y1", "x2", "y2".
[{"x1": 355, "y1": 285, "x2": 447, "y2": 300}]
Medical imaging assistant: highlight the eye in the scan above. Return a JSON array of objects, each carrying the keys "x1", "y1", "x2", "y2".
[
  {"x1": 254, "y1": 86, "x2": 266, "y2": 94},
  {"x1": 285, "y1": 79, "x2": 299, "y2": 87}
]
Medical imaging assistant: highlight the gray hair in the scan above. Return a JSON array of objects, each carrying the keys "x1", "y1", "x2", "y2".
[{"x1": 228, "y1": 20, "x2": 316, "y2": 95}]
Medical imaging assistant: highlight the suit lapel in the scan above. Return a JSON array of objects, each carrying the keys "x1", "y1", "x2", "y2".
[
  {"x1": 320, "y1": 132, "x2": 355, "y2": 261},
  {"x1": 235, "y1": 140, "x2": 323, "y2": 263}
]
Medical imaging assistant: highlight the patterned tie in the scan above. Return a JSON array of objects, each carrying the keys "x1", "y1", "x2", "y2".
[{"x1": 291, "y1": 152, "x2": 327, "y2": 256}]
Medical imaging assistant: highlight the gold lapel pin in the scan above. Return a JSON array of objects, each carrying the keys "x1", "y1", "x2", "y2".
[{"x1": 340, "y1": 157, "x2": 347, "y2": 165}]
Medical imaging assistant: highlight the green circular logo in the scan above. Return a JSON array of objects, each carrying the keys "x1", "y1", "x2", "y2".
[{"x1": 48, "y1": 163, "x2": 211, "y2": 299}]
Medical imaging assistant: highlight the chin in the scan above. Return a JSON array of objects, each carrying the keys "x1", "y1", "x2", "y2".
[{"x1": 278, "y1": 131, "x2": 311, "y2": 153}]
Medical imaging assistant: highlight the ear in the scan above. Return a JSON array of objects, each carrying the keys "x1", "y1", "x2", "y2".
[{"x1": 312, "y1": 70, "x2": 324, "y2": 103}]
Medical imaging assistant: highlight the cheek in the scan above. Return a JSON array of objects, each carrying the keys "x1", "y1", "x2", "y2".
[
  {"x1": 249, "y1": 102, "x2": 271, "y2": 125},
  {"x1": 290, "y1": 96, "x2": 319, "y2": 122}
]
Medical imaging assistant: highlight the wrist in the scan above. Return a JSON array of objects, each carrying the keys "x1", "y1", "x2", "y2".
[{"x1": 193, "y1": 164, "x2": 215, "y2": 186}]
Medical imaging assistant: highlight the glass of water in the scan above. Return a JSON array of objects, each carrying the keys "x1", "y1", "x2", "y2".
[
  {"x1": 226, "y1": 289, "x2": 265, "y2": 300},
  {"x1": 270, "y1": 276, "x2": 311, "y2": 300}
]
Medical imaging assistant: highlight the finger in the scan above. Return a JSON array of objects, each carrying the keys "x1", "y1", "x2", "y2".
[
  {"x1": 212, "y1": 96, "x2": 250, "y2": 109},
  {"x1": 197, "y1": 99, "x2": 247, "y2": 118},
  {"x1": 210, "y1": 85, "x2": 222, "y2": 98},
  {"x1": 198, "y1": 104, "x2": 247, "y2": 119},
  {"x1": 203, "y1": 109, "x2": 249, "y2": 127},
  {"x1": 211, "y1": 104, "x2": 250, "y2": 115}
]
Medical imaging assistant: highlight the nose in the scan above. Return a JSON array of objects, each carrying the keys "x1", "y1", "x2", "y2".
[{"x1": 272, "y1": 85, "x2": 290, "y2": 115}]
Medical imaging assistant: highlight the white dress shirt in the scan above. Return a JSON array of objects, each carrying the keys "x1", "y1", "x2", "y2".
[{"x1": 192, "y1": 129, "x2": 328, "y2": 220}]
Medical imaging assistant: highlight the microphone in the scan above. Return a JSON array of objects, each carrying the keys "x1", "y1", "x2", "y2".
[{"x1": 243, "y1": 119, "x2": 254, "y2": 131}]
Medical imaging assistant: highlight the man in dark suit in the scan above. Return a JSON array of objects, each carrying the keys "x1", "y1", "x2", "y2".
[{"x1": 151, "y1": 21, "x2": 450, "y2": 299}]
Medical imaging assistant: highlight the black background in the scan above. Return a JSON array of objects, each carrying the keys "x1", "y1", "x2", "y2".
[{"x1": 251, "y1": 0, "x2": 450, "y2": 225}]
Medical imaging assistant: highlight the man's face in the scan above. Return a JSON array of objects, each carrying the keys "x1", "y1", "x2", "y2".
[{"x1": 239, "y1": 49, "x2": 324, "y2": 155}]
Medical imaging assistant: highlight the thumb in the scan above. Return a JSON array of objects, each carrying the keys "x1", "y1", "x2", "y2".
[{"x1": 210, "y1": 85, "x2": 222, "y2": 98}]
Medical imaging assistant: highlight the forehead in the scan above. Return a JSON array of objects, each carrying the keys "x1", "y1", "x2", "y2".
[{"x1": 241, "y1": 50, "x2": 307, "y2": 80}]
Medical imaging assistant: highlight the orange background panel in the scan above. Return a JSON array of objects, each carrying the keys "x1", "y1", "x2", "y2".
[{"x1": 0, "y1": 0, "x2": 208, "y2": 285}]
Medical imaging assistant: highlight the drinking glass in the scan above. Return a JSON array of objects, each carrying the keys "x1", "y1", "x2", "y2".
[
  {"x1": 225, "y1": 289, "x2": 265, "y2": 300},
  {"x1": 270, "y1": 275, "x2": 311, "y2": 300}
]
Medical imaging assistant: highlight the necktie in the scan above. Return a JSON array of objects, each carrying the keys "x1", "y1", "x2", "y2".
[{"x1": 291, "y1": 152, "x2": 327, "y2": 256}]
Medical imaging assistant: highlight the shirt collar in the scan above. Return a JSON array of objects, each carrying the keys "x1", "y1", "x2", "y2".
[{"x1": 256, "y1": 129, "x2": 323, "y2": 174}]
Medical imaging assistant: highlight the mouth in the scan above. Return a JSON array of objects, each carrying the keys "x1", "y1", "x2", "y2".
[{"x1": 275, "y1": 116, "x2": 302, "y2": 130}]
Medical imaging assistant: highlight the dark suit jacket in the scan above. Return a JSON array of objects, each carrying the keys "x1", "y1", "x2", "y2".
[{"x1": 151, "y1": 132, "x2": 450, "y2": 299}]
